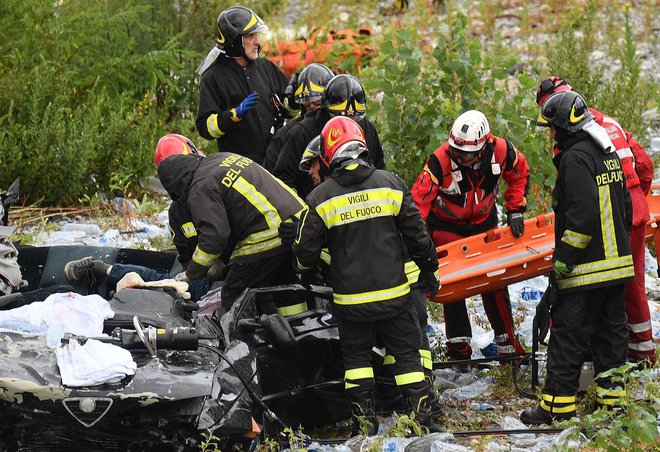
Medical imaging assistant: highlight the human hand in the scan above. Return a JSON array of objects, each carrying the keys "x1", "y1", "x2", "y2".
[
  {"x1": 174, "y1": 271, "x2": 190, "y2": 283},
  {"x1": 418, "y1": 271, "x2": 440, "y2": 297},
  {"x1": 235, "y1": 92, "x2": 259, "y2": 119},
  {"x1": 207, "y1": 261, "x2": 227, "y2": 282},
  {"x1": 278, "y1": 217, "x2": 300, "y2": 247},
  {"x1": 507, "y1": 211, "x2": 525, "y2": 238}
]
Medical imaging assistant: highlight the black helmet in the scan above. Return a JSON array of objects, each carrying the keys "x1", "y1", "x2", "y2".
[
  {"x1": 216, "y1": 6, "x2": 268, "y2": 58},
  {"x1": 536, "y1": 91, "x2": 593, "y2": 133},
  {"x1": 295, "y1": 64, "x2": 335, "y2": 105},
  {"x1": 299, "y1": 135, "x2": 322, "y2": 171},
  {"x1": 322, "y1": 74, "x2": 367, "y2": 117}
]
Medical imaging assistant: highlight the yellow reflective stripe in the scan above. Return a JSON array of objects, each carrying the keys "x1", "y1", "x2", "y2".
[
  {"x1": 556, "y1": 259, "x2": 634, "y2": 290},
  {"x1": 232, "y1": 235, "x2": 282, "y2": 259},
  {"x1": 395, "y1": 371, "x2": 425, "y2": 386},
  {"x1": 383, "y1": 355, "x2": 395, "y2": 365},
  {"x1": 561, "y1": 229, "x2": 591, "y2": 249},
  {"x1": 182, "y1": 222, "x2": 197, "y2": 238},
  {"x1": 207, "y1": 114, "x2": 224, "y2": 137},
  {"x1": 542, "y1": 394, "x2": 576, "y2": 404},
  {"x1": 320, "y1": 249, "x2": 331, "y2": 265},
  {"x1": 345, "y1": 382, "x2": 359, "y2": 389},
  {"x1": 540, "y1": 401, "x2": 576, "y2": 413},
  {"x1": 328, "y1": 99, "x2": 348, "y2": 112},
  {"x1": 234, "y1": 177, "x2": 281, "y2": 229},
  {"x1": 277, "y1": 302, "x2": 307, "y2": 316},
  {"x1": 405, "y1": 260, "x2": 420, "y2": 284},
  {"x1": 345, "y1": 367, "x2": 374, "y2": 381},
  {"x1": 243, "y1": 13, "x2": 258, "y2": 31},
  {"x1": 192, "y1": 246, "x2": 220, "y2": 267},
  {"x1": 599, "y1": 185, "x2": 617, "y2": 258},
  {"x1": 596, "y1": 397, "x2": 627, "y2": 406},
  {"x1": 420, "y1": 349, "x2": 432, "y2": 370},
  {"x1": 334, "y1": 281, "x2": 410, "y2": 305},
  {"x1": 316, "y1": 188, "x2": 404, "y2": 228},
  {"x1": 595, "y1": 386, "x2": 626, "y2": 398},
  {"x1": 295, "y1": 258, "x2": 312, "y2": 272}
]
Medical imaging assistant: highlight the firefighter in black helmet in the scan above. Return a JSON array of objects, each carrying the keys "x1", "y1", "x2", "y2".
[
  {"x1": 521, "y1": 91, "x2": 633, "y2": 425},
  {"x1": 196, "y1": 6, "x2": 290, "y2": 163},
  {"x1": 273, "y1": 74, "x2": 385, "y2": 198},
  {"x1": 263, "y1": 63, "x2": 335, "y2": 171}
]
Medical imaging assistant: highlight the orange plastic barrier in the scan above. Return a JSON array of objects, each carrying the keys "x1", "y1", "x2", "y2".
[
  {"x1": 432, "y1": 187, "x2": 660, "y2": 304},
  {"x1": 264, "y1": 28, "x2": 375, "y2": 77},
  {"x1": 431, "y1": 214, "x2": 555, "y2": 304}
]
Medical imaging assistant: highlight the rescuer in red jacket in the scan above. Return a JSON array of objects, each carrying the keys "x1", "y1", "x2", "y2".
[
  {"x1": 536, "y1": 77, "x2": 656, "y2": 364},
  {"x1": 412, "y1": 110, "x2": 530, "y2": 361}
]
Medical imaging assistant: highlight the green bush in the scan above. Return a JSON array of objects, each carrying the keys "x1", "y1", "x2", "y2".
[{"x1": 0, "y1": 0, "x2": 200, "y2": 204}]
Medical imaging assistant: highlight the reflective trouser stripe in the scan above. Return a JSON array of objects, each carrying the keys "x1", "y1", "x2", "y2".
[
  {"x1": 628, "y1": 320, "x2": 652, "y2": 333},
  {"x1": 628, "y1": 340, "x2": 656, "y2": 351},
  {"x1": 276, "y1": 302, "x2": 307, "y2": 317},
  {"x1": 345, "y1": 367, "x2": 374, "y2": 389},
  {"x1": 420, "y1": 349, "x2": 432, "y2": 370},
  {"x1": 540, "y1": 393, "x2": 576, "y2": 414},
  {"x1": 395, "y1": 371, "x2": 425, "y2": 386},
  {"x1": 595, "y1": 386, "x2": 626, "y2": 406}
]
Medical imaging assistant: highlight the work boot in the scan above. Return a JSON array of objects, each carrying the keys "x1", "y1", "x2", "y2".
[
  {"x1": 425, "y1": 371, "x2": 444, "y2": 419},
  {"x1": 594, "y1": 385, "x2": 626, "y2": 414},
  {"x1": 349, "y1": 389, "x2": 378, "y2": 437},
  {"x1": 402, "y1": 382, "x2": 442, "y2": 433},
  {"x1": 64, "y1": 257, "x2": 111, "y2": 283},
  {"x1": 520, "y1": 392, "x2": 577, "y2": 425},
  {"x1": 520, "y1": 404, "x2": 576, "y2": 425}
]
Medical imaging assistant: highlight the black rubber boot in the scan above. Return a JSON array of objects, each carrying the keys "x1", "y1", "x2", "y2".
[
  {"x1": 349, "y1": 389, "x2": 378, "y2": 437},
  {"x1": 402, "y1": 382, "x2": 442, "y2": 433},
  {"x1": 425, "y1": 371, "x2": 444, "y2": 419},
  {"x1": 520, "y1": 405, "x2": 575, "y2": 425}
]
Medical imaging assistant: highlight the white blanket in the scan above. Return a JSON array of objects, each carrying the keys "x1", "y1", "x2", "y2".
[{"x1": 56, "y1": 338, "x2": 137, "y2": 387}]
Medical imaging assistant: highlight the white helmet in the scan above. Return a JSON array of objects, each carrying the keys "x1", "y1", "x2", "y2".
[{"x1": 448, "y1": 110, "x2": 491, "y2": 153}]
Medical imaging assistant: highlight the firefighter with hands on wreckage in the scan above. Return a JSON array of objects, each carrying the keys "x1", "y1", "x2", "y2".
[
  {"x1": 196, "y1": 6, "x2": 291, "y2": 163},
  {"x1": 411, "y1": 110, "x2": 529, "y2": 363},
  {"x1": 273, "y1": 73, "x2": 385, "y2": 199},
  {"x1": 155, "y1": 146, "x2": 307, "y2": 315},
  {"x1": 536, "y1": 76, "x2": 656, "y2": 365},
  {"x1": 291, "y1": 116, "x2": 442, "y2": 435},
  {"x1": 521, "y1": 90, "x2": 634, "y2": 425},
  {"x1": 263, "y1": 63, "x2": 335, "y2": 172}
]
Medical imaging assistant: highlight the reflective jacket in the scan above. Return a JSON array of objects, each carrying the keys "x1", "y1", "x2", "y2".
[
  {"x1": 273, "y1": 108, "x2": 386, "y2": 199},
  {"x1": 196, "y1": 56, "x2": 289, "y2": 163},
  {"x1": 293, "y1": 163, "x2": 438, "y2": 320},
  {"x1": 590, "y1": 108, "x2": 652, "y2": 227},
  {"x1": 159, "y1": 153, "x2": 306, "y2": 272},
  {"x1": 411, "y1": 136, "x2": 529, "y2": 235},
  {"x1": 552, "y1": 132, "x2": 634, "y2": 293}
]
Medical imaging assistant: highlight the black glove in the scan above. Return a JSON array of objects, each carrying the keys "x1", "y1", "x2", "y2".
[
  {"x1": 533, "y1": 281, "x2": 558, "y2": 345},
  {"x1": 418, "y1": 271, "x2": 440, "y2": 298},
  {"x1": 507, "y1": 211, "x2": 525, "y2": 238},
  {"x1": 207, "y1": 261, "x2": 227, "y2": 282},
  {"x1": 185, "y1": 260, "x2": 208, "y2": 280},
  {"x1": 278, "y1": 216, "x2": 300, "y2": 247},
  {"x1": 285, "y1": 73, "x2": 300, "y2": 109}
]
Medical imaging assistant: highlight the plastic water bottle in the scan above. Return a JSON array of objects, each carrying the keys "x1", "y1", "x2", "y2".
[{"x1": 46, "y1": 323, "x2": 64, "y2": 349}]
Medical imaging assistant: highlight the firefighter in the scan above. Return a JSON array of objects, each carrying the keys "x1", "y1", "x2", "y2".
[
  {"x1": 157, "y1": 151, "x2": 306, "y2": 313},
  {"x1": 295, "y1": 135, "x2": 443, "y2": 419},
  {"x1": 263, "y1": 63, "x2": 335, "y2": 172},
  {"x1": 536, "y1": 77, "x2": 656, "y2": 365},
  {"x1": 196, "y1": 6, "x2": 290, "y2": 163},
  {"x1": 411, "y1": 110, "x2": 529, "y2": 362},
  {"x1": 273, "y1": 73, "x2": 385, "y2": 199},
  {"x1": 292, "y1": 117, "x2": 441, "y2": 435},
  {"x1": 521, "y1": 91, "x2": 634, "y2": 425}
]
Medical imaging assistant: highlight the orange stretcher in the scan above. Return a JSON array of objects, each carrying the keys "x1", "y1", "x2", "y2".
[{"x1": 431, "y1": 186, "x2": 660, "y2": 304}]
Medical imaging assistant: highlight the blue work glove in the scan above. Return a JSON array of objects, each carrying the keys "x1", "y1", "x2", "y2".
[
  {"x1": 554, "y1": 260, "x2": 573, "y2": 277},
  {"x1": 234, "y1": 92, "x2": 259, "y2": 119},
  {"x1": 507, "y1": 211, "x2": 525, "y2": 238}
]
